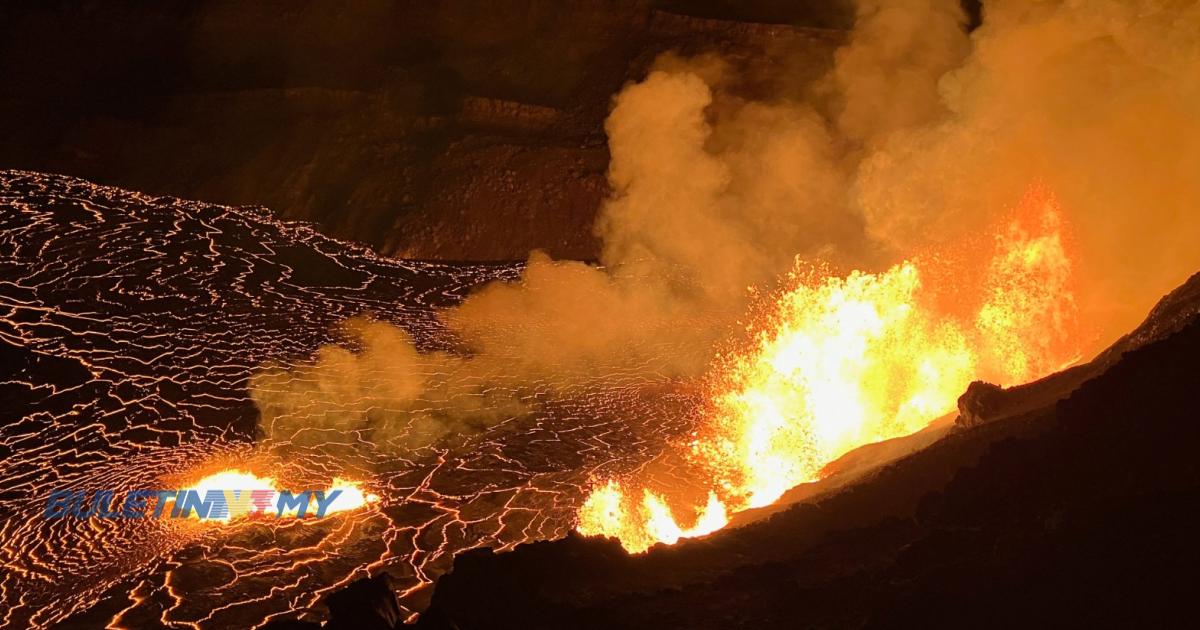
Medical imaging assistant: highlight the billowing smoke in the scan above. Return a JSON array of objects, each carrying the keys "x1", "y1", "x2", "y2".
[
  {"x1": 854, "y1": 0, "x2": 1200, "y2": 341},
  {"x1": 253, "y1": 0, "x2": 1200, "y2": 458}
]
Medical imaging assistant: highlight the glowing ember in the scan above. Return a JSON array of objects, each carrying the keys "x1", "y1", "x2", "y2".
[
  {"x1": 179, "y1": 470, "x2": 379, "y2": 522},
  {"x1": 579, "y1": 189, "x2": 1080, "y2": 552}
]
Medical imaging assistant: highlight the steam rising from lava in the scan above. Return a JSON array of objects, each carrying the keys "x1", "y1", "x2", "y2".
[{"x1": 251, "y1": 0, "x2": 1200, "y2": 551}]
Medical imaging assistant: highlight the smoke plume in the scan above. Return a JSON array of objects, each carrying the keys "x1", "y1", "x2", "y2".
[
  {"x1": 854, "y1": 0, "x2": 1200, "y2": 340},
  {"x1": 253, "y1": 0, "x2": 1200, "y2": 459}
]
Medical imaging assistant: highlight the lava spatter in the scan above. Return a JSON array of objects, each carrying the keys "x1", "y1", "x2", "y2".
[{"x1": 578, "y1": 188, "x2": 1081, "y2": 552}]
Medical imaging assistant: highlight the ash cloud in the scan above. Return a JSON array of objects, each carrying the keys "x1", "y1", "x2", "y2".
[{"x1": 253, "y1": 0, "x2": 1200, "y2": 456}]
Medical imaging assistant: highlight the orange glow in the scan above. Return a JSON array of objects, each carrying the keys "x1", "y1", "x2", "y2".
[
  {"x1": 578, "y1": 188, "x2": 1080, "y2": 552},
  {"x1": 178, "y1": 469, "x2": 379, "y2": 522},
  {"x1": 578, "y1": 480, "x2": 729, "y2": 552},
  {"x1": 186, "y1": 470, "x2": 278, "y2": 521},
  {"x1": 323, "y1": 476, "x2": 381, "y2": 515}
]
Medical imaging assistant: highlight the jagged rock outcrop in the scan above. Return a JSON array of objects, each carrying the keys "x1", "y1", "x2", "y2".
[
  {"x1": 954, "y1": 380, "x2": 1005, "y2": 427},
  {"x1": 326, "y1": 575, "x2": 407, "y2": 630},
  {"x1": 262, "y1": 575, "x2": 405, "y2": 630},
  {"x1": 1093, "y1": 270, "x2": 1200, "y2": 367}
]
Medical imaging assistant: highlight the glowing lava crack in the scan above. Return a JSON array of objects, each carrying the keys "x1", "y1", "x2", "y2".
[{"x1": 1, "y1": 171, "x2": 680, "y2": 629}]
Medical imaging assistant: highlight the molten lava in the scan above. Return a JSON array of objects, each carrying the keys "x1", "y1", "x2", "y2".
[
  {"x1": 179, "y1": 469, "x2": 379, "y2": 522},
  {"x1": 578, "y1": 188, "x2": 1080, "y2": 552}
]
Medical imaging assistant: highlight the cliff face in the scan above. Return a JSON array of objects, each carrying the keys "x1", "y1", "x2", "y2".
[
  {"x1": 410, "y1": 274, "x2": 1200, "y2": 629},
  {"x1": 0, "y1": 0, "x2": 849, "y2": 261}
]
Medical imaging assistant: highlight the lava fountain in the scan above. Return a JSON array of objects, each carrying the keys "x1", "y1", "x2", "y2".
[{"x1": 578, "y1": 187, "x2": 1081, "y2": 552}]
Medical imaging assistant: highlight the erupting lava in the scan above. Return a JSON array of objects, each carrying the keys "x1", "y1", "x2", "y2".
[
  {"x1": 578, "y1": 188, "x2": 1081, "y2": 552},
  {"x1": 179, "y1": 470, "x2": 379, "y2": 522}
]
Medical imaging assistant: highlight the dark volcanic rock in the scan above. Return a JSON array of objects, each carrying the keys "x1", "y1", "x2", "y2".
[
  {"x1": 1093, "y1": 270, "x2": 1200, "y2": 367},
  {"x1": 0, "y1": 1, "x2": 849, "y2": 261},
  {"x1": 325, "y1": 574, "x2": 407, "y2": 630},
  {"x1": 409, "y1": 286, "x2": 1200, "y2": 627},
  {"x1": 954, "y1": 380, "x2": 1005, "y2": 427}
]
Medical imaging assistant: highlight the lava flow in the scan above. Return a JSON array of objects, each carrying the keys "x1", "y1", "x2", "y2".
[
  {"x1": 578, "y1": 188, "x2": 1082, "y2": 552},
  {"x1": 174, "y1": 470, "x2": 379, "y2": 522},
  {"x1": 0, "y1": 171, "x2": 683, "y2": 628}
]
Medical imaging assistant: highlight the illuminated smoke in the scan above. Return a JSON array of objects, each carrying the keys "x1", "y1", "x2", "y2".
[
  {"x1": 252, "y1": 0, "x2": 1200, "y2": 547},
  {"x1": 853, "y1": 0, "x2": 1200, "y2": 342}
]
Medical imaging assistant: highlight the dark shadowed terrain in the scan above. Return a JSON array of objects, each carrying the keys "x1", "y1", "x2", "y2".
[{"x1": 0, "y1": 0, "x2": 851, "y2": 260}]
